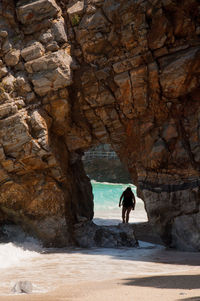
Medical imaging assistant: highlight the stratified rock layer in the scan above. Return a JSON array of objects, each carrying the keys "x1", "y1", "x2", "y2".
[{"x1": 0, "y1": 0, "x2": 199, "y2": 250}]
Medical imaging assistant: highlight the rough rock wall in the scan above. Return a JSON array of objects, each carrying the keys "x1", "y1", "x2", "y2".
[
  {"x1": 84, "y1": 157, "x2": 132, "y2": 183},
  {"x1": 83, "y1": 144, "x2": 132, "y2": 183},
  {"x1": 0, "y1": 0, "x2": 199, "y2": 250}
]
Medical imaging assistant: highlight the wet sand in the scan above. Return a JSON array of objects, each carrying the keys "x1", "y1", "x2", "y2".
[
  {"x1": 0, "y1": 222, "x2": 199, "y2": 301},
  {"x1": 0, "y1": 270, "x2": 200, "y2": 301}
]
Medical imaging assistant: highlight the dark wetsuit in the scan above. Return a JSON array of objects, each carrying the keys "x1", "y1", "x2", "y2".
[
  {"x1": 122, "y1": 191, "x2": 134, "y2": 208},
  {"x1": 119, "y1": 188, "x2": 135, "y2": 223}
]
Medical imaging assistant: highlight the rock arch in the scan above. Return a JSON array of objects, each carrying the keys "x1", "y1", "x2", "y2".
[{"x1": 0, "y1": 0, "x2": 199, "y2": 250}]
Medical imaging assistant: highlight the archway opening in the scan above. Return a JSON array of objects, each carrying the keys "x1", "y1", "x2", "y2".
[{"x1": 82, "y1": 144, "x2": 148, "y2": 226}]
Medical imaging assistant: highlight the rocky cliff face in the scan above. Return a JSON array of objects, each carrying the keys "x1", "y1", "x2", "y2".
[
  {"x1": 0, "y1": 0, "x2": 199, "y2": 250},
  {"x1": 83, "y1": 144, "x2": 132, "y2": 183},
  {"x1": 84, "y1": 157, "x2": 132, "y2": 183}
]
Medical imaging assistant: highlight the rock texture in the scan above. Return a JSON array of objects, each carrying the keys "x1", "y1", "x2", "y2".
[
  {"x1": 84, "y1": 157, "x2": 132, "y2": 183},
  {"x1": 12, "y1": 281, "x2": 33, "y2": 294},
  {"x1": 83, "y1": 144, "x2": 132, "y2": 183},
  {"x1": 0, "y1": 0, "x2": 199, "y2": 250},
  {"x1": 75, "y1": 221, "x2": 138, "y2": 248}
]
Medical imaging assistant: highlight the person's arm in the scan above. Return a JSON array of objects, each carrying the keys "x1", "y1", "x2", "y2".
[
  {"x1": 119, "y1": 192, "x2": 124, "y2": 207},
  {"x1": 132, "y1": 194, "x2": 136, "y2": 210}
]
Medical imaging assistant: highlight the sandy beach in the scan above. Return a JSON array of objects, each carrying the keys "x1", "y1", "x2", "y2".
[
  {"x1": 0, "y1": 270, "x2": 200, "y2": 301},
  {"x1": 0, "y1": 222, "x2": 200, "y2": 301},
  {"x1": 0, "y1": 206, "x2": 199, "y2": 301}
]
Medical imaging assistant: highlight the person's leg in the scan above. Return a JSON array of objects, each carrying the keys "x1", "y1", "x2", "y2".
[
  {"x1": 122, "y1": 207, "x2": 126, "y2": 223},
  {"x1": 125, "y1": 207, "x2": 132, "y2": 223}
]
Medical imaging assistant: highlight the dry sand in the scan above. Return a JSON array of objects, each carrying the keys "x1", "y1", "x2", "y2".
[{"x1": 0, "y1": 270, "x2": 200, "y2": 301}]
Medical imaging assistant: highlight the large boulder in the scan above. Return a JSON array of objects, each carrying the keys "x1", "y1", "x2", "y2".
[
  {"x1": 74, "y1": 221, "x2": 138, "y2": 248},
  {"x1": 16, "y1": 0, "x2": 60, "y2": 25}
]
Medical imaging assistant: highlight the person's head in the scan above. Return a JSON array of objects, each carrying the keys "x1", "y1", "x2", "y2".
[{"x1": 126, "y1": 187, "x2": 132, "y2": 191}]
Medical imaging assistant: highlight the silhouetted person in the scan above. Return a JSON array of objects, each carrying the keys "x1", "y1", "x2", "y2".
[{"x1": 119, "y1": 187, "x2": 136, "y2": 223}]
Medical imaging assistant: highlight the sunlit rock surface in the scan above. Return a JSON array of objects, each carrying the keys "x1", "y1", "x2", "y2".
[{"x1": 0, "y1": 0, "x2": 199, "y2": 250}]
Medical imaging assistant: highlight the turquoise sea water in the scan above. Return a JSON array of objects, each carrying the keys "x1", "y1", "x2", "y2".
[
  {"x1": 92, "y1": 180, "x2": 136, "y2": 210},
  {"x1": 92, "y1": 180, "x2": 147, "y2": 225}
]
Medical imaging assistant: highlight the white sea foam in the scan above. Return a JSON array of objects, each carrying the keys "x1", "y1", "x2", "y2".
[
  {"x1": 91, "y1": 180, "x2": 136, "y2": 187},
  {"x1": 0, "y1": 242, "x2": 40, "y2": 269},
  {"x1": 0, "y1": 225, "x2": 42, "y2": 270}
]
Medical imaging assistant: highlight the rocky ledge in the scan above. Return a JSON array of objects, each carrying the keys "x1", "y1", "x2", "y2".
[
  {"x1": 0, "y1": 0, "x2": 199, "y2": 250},
  {"x1": 75, "y1": 221, "x2": 138, "y2": 248}
]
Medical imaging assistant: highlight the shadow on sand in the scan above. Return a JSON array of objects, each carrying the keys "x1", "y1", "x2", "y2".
[
  {"x1": 176, "y1": 296, "x2": 200, "y2": 301},
  {"x1": 123, "y1": 274, "x2": 200, "y2": 290}
]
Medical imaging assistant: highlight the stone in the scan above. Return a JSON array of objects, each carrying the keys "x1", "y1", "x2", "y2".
[
  {"x1": 159, "y1": 47, "x2": 200, "y2": 98},
  {"x1": 0, "y1": 147, "x2": 5, "y2": 161},
  {"x1": 79, "y1": 10, "x2": 108, "y2": 30},
  {"x1": 149, "y1": 138, "x2": 168, "y2": 164},
  {"x1": 11, "y1": 281, "x2": 33, "y2": 294},
  {"x1": 0, "y1": 92, "x2": 11, "y2": 104},
  {"x1": 92, "y1": 0, "x2": 104, "y2": 7},
  {"x1": 95, "y1": 68, "x2": 110, "y2": 80},
  {"x1": 103, "y1": 0, "x2": 121, "y2": 22},
  {"x1": 46, "y1": 41, "x2": 59, "y2": 52},
  {"x1": 23, "y1": 19, "x2": 52, "y2": 35},
  {"x1": 130, "y1": 65, "x2": 148, "y2": 113},
  {"x1": 25, "y1": 49, "x2": 72, "y2": 73},
  {"x1": 32, "y1": 52, "x2": 72, "y2": 95},
  {"x1": 2, "y1": 38, "x2": 12, "y2": 53},
  {"x1": 46, "y1": 98, "x2": 70, "y2": 134},
  {"x1": 148, "y1": 15, "x2": 168, "y2": 50},
  {"x1": 172, "y1": 212, "x2": 200, "y2": 251},
  {"x1": 86, "y1": 5, "x2": 96, "y2": 14},
  {"x1": 15, "y1": 98, "x2": 26, "y2": 109},
  {"x1": 84, "y1": 156, "x2": 131, "y2": 183},
  {"x1": 16, "y1": 0, "x2": 60, "y2": 25},
  {"x1": 153, "y1": 47, "x2": 168, "y2": 58},
  {"x1": 23, "y1": 50, "x2": 73, "y2": 95},
  {"x1": 14, "y1": 62, "x2": 25, "y2": 72},
  {"x1": 162, "y1": 121, "x2": 178, "y2": 141},
  {"x1": 51, "y1": 18, "x2": 68, "y2": 43},
  {"x1": 74, "y1": 221, "x2": 138, "y2": 248},
  {"x1": 0, "y1": 114, "x2": 31, "y2": 156},
  {"x1": 39, "y1": 31, "x2": 53, "y2": 44},
  {"x1": 32, "y1": 66, "x2": 72, "y2": 96},
  {"x1": 0, "y1": 103, "x2": 18, "y2": 120},
  {"x1": 26, "y1": 92, "x2": 36, "y2": 103},
  {"x1": 113, "y1": 56, "x2": 144, "y2": 74},
  {"x1": 15, "y1": 72, "x2": 32, "y2": 94},
  {"x1": 0, "y1": 30, "x2": 8, "y2": 38},
  {"x1": 4, "y1": 49, "x2": 20, "y2": 66},
  {"x1": 1, "y1": 75, "x2": 16, "y2": 92},
  {"x1": 21, "y1": 42, "x2": 45, "y2": 62},
  {"x1": 67, "y1": 1, "x2": 84, "y2": 22},
  {"x1": 114, "y1": 71, "x2": 132, "y2": 104},
  {"x1": 0, "y1": 67, "x2": 8, "y2": 79}
]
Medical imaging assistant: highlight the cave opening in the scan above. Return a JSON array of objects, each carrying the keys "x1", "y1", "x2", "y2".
[{"x1": 82, "y1": 144, "x2": 148, "y2": 226}]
